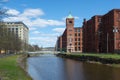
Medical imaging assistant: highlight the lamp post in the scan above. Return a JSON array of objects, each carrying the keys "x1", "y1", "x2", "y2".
[
  {"x1": 107, "y1": 32, "x2": 109, "y2": 53},
  {"x1": 113, "y1": 27, "x2": 118, "y2": 53}
]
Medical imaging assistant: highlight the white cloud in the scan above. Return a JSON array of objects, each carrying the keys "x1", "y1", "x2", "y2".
[
  {"x1": 4, "y1": 8, "x2": 65, "y2": 28},
  {"x1": 6, "y1": 9, "x2": 20, "y2": 16},
  {"x1": 21, "y1": 8, "x2": 44, "y2": 18},
  {"x1": 74, "y1": 16, "x2": 80, "y2": 19},
  {"x1": 29, "y1": 36, "x2": 57, "y2": 47},
  {"x1": 53, "y1": 28, "x2": 65, "y2": 33},
  {"x1": 3, "y1": 8, "x2": 66, "y2": 47}
]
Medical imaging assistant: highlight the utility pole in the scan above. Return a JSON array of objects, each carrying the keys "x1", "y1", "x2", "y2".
[{"x1": 107, "y1": 33, "x2": 109, "y2": 53}]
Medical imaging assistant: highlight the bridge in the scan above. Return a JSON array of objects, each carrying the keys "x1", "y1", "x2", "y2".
[{"x1": 27, "y1": 50, "x2": 60, "y2": 56}]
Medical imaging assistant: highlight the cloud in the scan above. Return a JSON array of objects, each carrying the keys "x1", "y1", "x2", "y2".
[
  {"x1": 4, "y1": 8, "x2": 65, "y2": 28},
  {"x1": 6, "y1": 9, "x2": 20, "y2": 16},
  {"x1": 53, "y1": 28, "x2": 65, "y2": 33},
  {"x1": 29, "y1": 36, "x2": 57, "y2": 47},
  {"x1": 74, "y1": 16, "x2": 80, "y2": 19},
  {"x1": 21, "y1": 8, "x2": 44, "y2": 18},
  {"x1": 3, "y1": 8, "x2": 65, "y2": 47}
]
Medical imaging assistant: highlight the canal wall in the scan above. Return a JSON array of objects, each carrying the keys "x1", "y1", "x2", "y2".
[
  {"x1": 17, "y1": 54, "x2": 32, "y2": 79},
  {"x1": 56, "y1": 53, "x2": 120, "y2": 64}
]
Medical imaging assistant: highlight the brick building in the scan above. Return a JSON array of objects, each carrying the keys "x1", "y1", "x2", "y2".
[
  {"x1": 83, "y1": 9, "x2": 120, "y2": 53},
  {"x1": 100, "y1": 9, "x2": 120, "y2": 53},
  {"x1": 56, "y1": 14, "x2": 83, "y2": 52},
  {"x1": 56, "y1": 9, "x2": 120, "y2": 53},
  {"x1": 83, "y1": 16, "x2": 102, "y2": 53}
]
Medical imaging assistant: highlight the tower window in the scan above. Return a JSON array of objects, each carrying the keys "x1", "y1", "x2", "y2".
[{"x1": 69, "y1": 21, "x2": 72, "y2": 23}]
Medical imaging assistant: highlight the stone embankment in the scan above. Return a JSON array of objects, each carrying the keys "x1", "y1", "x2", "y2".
[
  {"x1": 17, "y1": 54, "x2": 32, "y2": 79},
  {"x1": 56, "y1": 53, "x2": 120, "y2": 64}
]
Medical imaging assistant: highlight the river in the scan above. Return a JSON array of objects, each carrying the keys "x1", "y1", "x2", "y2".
[{"x1": 27, "y1": 54, "x2": 120, "y2": 80}]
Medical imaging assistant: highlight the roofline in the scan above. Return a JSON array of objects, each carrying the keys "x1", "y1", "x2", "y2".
[{"x1": 3, "y1": 21, "x2": 29, "y2": 30}]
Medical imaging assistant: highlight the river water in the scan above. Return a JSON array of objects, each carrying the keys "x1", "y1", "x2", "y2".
[{"x1": 27, "y1": 54, "x2": 120, "y2": 80}]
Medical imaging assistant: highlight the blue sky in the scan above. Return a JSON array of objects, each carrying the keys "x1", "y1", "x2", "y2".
[{"x1": 1, "y1": 0, "x2": 120, "y2": 47}]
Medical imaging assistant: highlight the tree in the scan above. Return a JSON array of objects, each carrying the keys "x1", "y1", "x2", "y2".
[
  {"x1": 0, "y1": 8, "x2": 22, "y2": 54},
  {"x1": 28, "y1": 44, "x2": 42, "y2": 51},
  {"x1": 0, "y1": 8, "x2": 8, "y2": 21}
]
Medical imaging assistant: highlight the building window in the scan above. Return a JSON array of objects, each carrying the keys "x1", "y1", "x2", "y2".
[
  {"x1": 78, "y1": 38, "x2": 80, "y2": 41},
  {"x1": 75, "y1": 47, "x2": 77, "y2": 51},
  {"x1": 78, "y1": 33, "x2": 80, "y2": 36},
  {"x1": 69, "y1": 21, "x2": 72, "y2": 23},
  {"x1": 12, "y1": 28, "x2": 14, "y2": 31},
  {"x1": 16, "y1": 28, "x2": 18, "y2": 30},
  {"x1": 78, "y1": 29, "x2": 80, "y2": 32},
  {"x1": 75, "y1": 29, "x2": 77, "y2": 32},
  {"x1": 117, "y1": 14, "x2": 120, "y2": 21},
  {"x1": 69, "y1": 29, "x2": 72, "y2": 31},
  {"x1": 75, "y1": 42, "x2": 77, "y2": 45},
  {"x1": 75, "y1": 33, "x2": 77, "y2": 36},
  {"x1": 98, "y1": 18, "x2": 101, "y2": 23},
  {"x1": 75, "y1": 38, "x2": 77, "y2": 41},
  {"x1": 69, "y1": 38, "x2": 72, "y2": 42},
  {"x1": 78, "y1": 42, "x2": 80, "y2": 45}
]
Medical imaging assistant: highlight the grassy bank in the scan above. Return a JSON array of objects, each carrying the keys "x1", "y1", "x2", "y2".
[
  {"x1": 0, "y1": 55, "x2": 32, "y2": 80},
  {"x1": 57, "y1": 53, "x2": 120, "y2": 67},
  {"x1": 70, "y1": 53, "x2": 120, "y2": 59}
]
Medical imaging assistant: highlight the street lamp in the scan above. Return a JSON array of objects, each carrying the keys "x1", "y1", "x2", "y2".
[{"x1": 113, "y1": 27, "x2": 119, "y2": 53}]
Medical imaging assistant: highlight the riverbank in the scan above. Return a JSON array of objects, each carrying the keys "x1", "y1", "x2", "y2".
[
  {"x1": 0, "y1": 54, "x2": 32, "y2": 80},
  {"x1": 56, "y1": 53, "x2": 120, "y2": 67}
]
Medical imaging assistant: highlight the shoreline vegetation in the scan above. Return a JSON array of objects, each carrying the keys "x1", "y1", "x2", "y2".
[
  {"x1": 0, "y1": 54, "x2": 32, "y2": 80},
  {"x1": 56, "y1": 53, "x2": 120, "y2": 67}
]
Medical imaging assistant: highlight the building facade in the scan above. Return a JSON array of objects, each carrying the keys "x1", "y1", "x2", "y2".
[
  {"x1": 100, "y1": 9, "x2": 120, "y2": 53},
  {"x1": 56, "y1": 9, "x2": 120, "y2": 53},
  {"x1": 56, "y1": 14, "x2": 83, "y2": 52},
  {"x1": 4, "y1": 22, "x2": 29, "y2": 51},
  {"x1": 83, "y1": 16, "x2": 102, "y2": 53},
  {"x1": 83, "y1": 9, "x2": 120, "y2": 53}
]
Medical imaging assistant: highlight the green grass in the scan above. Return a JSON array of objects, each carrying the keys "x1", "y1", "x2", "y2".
[
  {"x1": 70, "y1": 53, "x2": 120, "y2": 59},
  {"x1": 0, "y1": 55, "x2": 32, "y2": 80}
]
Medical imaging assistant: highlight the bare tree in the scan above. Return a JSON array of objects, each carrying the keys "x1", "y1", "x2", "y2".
[{"x1": 0, "y1": 8, "x2": 22, "y2": 54}]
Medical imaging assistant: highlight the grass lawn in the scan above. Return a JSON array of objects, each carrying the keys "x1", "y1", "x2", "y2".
[
  {"x1": 0, "y1": 55, "x2": 32, "y2": 80},
  {"x1": 70, "y1": 53, "x2": 120, "y2": 59}
]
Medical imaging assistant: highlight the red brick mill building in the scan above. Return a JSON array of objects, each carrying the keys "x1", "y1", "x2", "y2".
[
  {"x1": 55, "y1": 9, "x2": 120, "y2": 53},
  {"x1": 55, "y1": 14, "x2": 83, "y2": 52}
]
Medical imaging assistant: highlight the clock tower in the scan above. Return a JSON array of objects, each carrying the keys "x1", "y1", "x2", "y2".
[{"x1": 66, "y1": 13, "x2": 75, "y2": 52}]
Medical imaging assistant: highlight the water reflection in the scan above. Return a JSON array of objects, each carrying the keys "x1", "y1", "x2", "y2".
[{"x1": 27, "y1": 54, "x2": 120, "y2": 80}]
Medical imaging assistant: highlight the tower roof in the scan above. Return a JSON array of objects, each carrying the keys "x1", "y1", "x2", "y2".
[{"x1": 67, "y1": 12, "x2": 73, "y2": 18}]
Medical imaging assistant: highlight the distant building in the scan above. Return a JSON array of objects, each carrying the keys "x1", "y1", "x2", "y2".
[
  {"x1": 56, "y1": 14, "x2": 83, "y2": 53},
  {"x1": 4, "y1": 22, "x2": 29, "y2": 51}
]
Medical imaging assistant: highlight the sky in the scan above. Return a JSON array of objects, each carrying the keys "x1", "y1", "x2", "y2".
[{"x1": 0, "y1": 0, "x2": 120, "y2": 47}]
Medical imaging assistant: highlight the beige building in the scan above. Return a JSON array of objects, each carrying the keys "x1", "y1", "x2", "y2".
[{"x1": 4, "y1": 22, "x2": 29, "y2": 51}]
